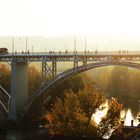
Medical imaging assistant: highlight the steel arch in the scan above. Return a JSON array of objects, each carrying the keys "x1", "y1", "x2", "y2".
[{"x1": 23, "y1": 61, "x2": 140, "y2": 118}]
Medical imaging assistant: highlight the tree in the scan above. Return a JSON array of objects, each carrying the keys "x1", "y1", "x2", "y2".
[
  {"x1": 43, "y1": 73, "x2": 87, "y2": 110},
  {"x1": 98, "y1": 98, "x2": 123, "y2": 138},
  {"x1": 45, "y1": 89, "x2": 106, "y2": 136},
  {"x1": 45, "y1": 91, "x2": 88, "y2": 135},
  {"x1": 78, "y1": 90, "x2": 106, "y2": 133},
  {"x1": 23, "y1": 72, "x2": 90, "y2": 127},
  {"x1": 64, "y1": 74, "x2": 86, "y2": 93},
  {"x1": 28, "y1": 65, "x2": 42, "y2": 97},
  {"x1": 0, "y1": 63, "x2": 11, "y2": 93}
]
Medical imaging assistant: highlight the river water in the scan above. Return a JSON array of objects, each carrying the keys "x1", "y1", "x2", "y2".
[{"x1": 93, "y1": 101, "x2": 140, "y2": 126}]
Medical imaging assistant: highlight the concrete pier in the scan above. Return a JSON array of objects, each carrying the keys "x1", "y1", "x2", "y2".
[{"x1": 9, "y1": 62, "x2": 28, "y2": 121}]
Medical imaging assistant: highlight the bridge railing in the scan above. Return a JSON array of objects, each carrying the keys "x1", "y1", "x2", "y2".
[{"x1": 4, "y1": 51, "x2": 140, "y2": 56}]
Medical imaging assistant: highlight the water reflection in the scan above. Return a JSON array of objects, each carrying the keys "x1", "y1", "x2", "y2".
[
  {"x1": 124, "y1": 109, "x2": 139, "y2": 126},
  {"x1": 93, "y1": 102, "x2": 140, "y2": 126},
  {"x1": 92, "y1": 101, "x2": 108, "y2": 124}
]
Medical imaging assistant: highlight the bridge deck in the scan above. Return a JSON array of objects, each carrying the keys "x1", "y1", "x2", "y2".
[{"x1": 1, "y1": 52, "x2": 140, "y2": 62}]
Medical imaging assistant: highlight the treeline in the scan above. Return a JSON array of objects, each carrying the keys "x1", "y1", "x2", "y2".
[
  {"x1": 107, "y1": 66, "x2": 140, "y2": 116},
  {"x1": 87, "y1": 66, "x2": 140, "y2": 116}
]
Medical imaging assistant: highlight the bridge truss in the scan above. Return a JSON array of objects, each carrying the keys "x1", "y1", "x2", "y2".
[{"x1": 0, "y1": 85, "x2": 11, "y2": 118}]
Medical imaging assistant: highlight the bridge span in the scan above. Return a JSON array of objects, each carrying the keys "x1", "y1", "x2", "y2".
[
  {"x1": 1, "y1": 51, "x2": 140, "y2": 62},
  {"x1": 1, "y1": 51, "x2": 140, "y2": 121}
]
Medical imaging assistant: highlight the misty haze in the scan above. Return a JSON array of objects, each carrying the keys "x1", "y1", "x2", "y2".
[{"x1": 0, "y1": 0, "x2": 140, "y2": 140}]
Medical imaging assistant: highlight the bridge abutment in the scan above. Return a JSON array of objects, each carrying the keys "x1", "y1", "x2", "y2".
[{"x1": 8, "y1": 62, "x2": 28, "y2": 121}]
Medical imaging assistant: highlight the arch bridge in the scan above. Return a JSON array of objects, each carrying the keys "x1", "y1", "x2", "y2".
[{"x1": 0, "y1": 51, "x2": 140, "y2": 121}]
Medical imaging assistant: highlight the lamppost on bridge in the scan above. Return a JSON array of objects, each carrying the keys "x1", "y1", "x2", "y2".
[
  {"x1": 26, "y1": 37, "x2": 28, "y2": 52},
  {"x1": 84, "y1": 35, "x2": 87, "y2": 54},
  {"x1": 74, "y1": 35, "x2": 77, "y2": 54},
  {"x1": 65, "y1": 44, "x2": 68, "y2": 53},
  {"x1": 44, "y1": 46, "x2": 46, "y2": 53},
  {"x1": 32, "y1": 45, "x2": 34, "y2": 53},
  {"x1": 12, "y1": 36, "x2": 14, "y2": 54},
  {"x1": 53, "y1": 42, "x2": 55, "y2": 53}
]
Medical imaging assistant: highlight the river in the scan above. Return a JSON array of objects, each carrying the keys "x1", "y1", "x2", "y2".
[{"x1": 93, "y1": 101, "x2": 140, "y2": 126}]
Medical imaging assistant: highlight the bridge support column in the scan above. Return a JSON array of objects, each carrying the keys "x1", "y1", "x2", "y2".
[
  {"x1": 74, "y1": 61, "x2": 78, "y2": 68},
  {"x1": 8, "y1": 62, "x2": 28, "y2": 121},
  {"x1": 83, "y1": 61, "x2": 87, "y2": 66},
  {"x1": 73, "y1": 53, "x2": 78, "y2": 68},
  {"x1": 42, "y1": 61, "x2": 57, "y2": 83},
  {"x1": 52, "y1": 61, "x2": 57, "y2": 79},
  {"x1": 42, "y1": 61, "x2": 47, "y2": 83}
]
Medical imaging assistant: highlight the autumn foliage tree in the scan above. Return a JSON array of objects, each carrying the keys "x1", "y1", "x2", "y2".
[
  {"x1": 46, "y1": 92, "x2": 88, "y2": 135},
  {"x1": 78, "y1": 90, "x2": 106, "y2": 133},
  {"x1": 45, "y1": 89, "x2": 106, "y2": 136},
  {"x1": 98, "y1": 98, "x2": 123, "y2": 138},
  {"x1": 0, "y1": 63, "x2": 11, "y2": 93},
  {"x1": 28, "y1": 65, "x2": 42, "y2": 96},
  {"x1": 23, "y1": 72, "x2": 90, "y2": 126}
]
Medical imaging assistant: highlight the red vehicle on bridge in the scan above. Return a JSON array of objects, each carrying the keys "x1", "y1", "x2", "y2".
[{"x1": 0, "y1": 48, "x2": 8, "y2": 54}]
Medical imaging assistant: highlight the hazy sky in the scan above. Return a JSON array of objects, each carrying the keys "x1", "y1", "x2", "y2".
[{"x1": 0, "y1": 0, "x2": 140, "y2": 51}]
